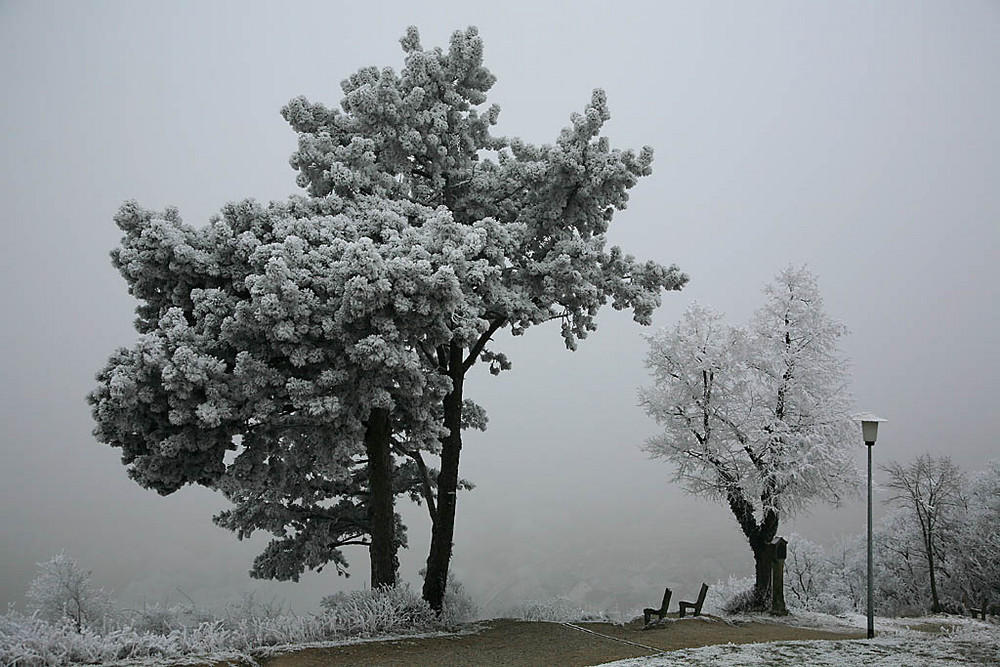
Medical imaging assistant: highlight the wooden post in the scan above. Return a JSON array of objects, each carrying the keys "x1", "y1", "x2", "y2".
[{"x1": 770, "y1": 536, "x2": 788, "y2": 616}]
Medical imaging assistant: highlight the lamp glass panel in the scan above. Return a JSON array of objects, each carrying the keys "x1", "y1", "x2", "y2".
[{"x1": 862, "y1": 421, "x2": 879, "y2": 443}]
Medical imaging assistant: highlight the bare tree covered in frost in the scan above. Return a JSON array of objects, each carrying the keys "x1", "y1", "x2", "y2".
[
  {"x1": 26, "y1": 554, "x2": 114, "y2": 632},
  {"x1": 883, "y1": 454, "x2": 967, "y2": 613},
  {"x1": 639, "y1": 266, "x2": 858, "y2": 607},
  {"x1": 954, "y1": 459, "x2": 1000, "y2": 617},
  {"x1": 90, "y1": 26, "x2": 686, "y2": 611}
]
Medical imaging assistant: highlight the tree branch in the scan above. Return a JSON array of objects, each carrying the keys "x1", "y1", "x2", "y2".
[
  {"x1": 392, "y1": 442, "x2": 438, "y2": 525},
  {"x1": 463, "y1": 317, "x2": 506, "y2": 372}
]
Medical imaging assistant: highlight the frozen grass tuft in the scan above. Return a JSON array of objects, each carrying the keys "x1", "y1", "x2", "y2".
[{"x1": 508, "y1": 597, "x2": 634, "y2": 625}]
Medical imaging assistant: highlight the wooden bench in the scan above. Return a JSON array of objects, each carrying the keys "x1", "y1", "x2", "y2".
[
  {"x1": 678, "y1": 583, "x2": 709, "y2": 618},
  {"x1": 643, "y1": 587, "x2": 672, "y2": 626}
]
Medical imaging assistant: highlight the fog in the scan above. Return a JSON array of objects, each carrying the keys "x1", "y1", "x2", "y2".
[{"x1": 2, "y1": 0, "x2": 998, "y2": 615}]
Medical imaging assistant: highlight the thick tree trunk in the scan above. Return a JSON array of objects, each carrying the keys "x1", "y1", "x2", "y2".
[
  {"x1": 753, "y1": 544, "x2": 773, "y2": 599},
  {"x1": 729, "y1": 489, "x2": 779, "y2": 610},
  {"x1": 422, "y1": 343, "x2": 465, "y2": 612},
  {"x1": 365, "y1": 408, "x2": 397, "y2": 588}
]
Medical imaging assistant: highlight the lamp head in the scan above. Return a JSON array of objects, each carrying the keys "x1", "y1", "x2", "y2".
[{"x1": 852, "y1": 413, "x2": 887, "y2": 446}]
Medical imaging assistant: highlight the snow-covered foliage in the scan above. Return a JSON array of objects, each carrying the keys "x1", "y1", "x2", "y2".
[
  {"x1": 508, "y1": 597, "x2": 633, "y2": 625},
  {"x1": 733, "y1": 456, "x2": 1000, "y2": 619},
  {"x1": 782, "y1": 534, "x2": 851, "y2": 615},
  {"x1": 509, "y1": 596, "x2": 582, "y2": 622},
  {"x1": 89, "y1": 195, "x2": 480, "y2": 583},
  {"x1": 640, "y1": 266, "x2": 858, "y2": 517},
  {"x1": 868, "y1": 456, "x2": 1000, "y2": 617},
  {"x1": 440, "y1": 575, "x2": 479, "y2": 625},
  {"x1": 700, "y1": 575, "x2": 754, "y2": 615},
  {"x1": 276, "y1": 24, "x2": 688, "y2": 608},
  {"x1": 2, "y1": 584, "x2": 459, "y2": 666},
  {"x1": 25, "y1": 555, "x2": 115, "y2": 632},
  {"x1": 882, "y1": 454, "x2": 966, "y2": 613},
  {"x1": 639, "y1": 266, "x2": 858, "y2": 599},
  {"x1": 319, "y1": 585, "x2": 436, "y2": 636},
  {"x1": 953, "y1": 460, "x2": 1000, "y2": 616},
  {"x1": 89, "y1": 24, "x2": 686, "y2": 605}
]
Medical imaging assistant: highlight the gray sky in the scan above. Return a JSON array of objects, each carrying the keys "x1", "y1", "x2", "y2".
[{"x1": 2, "y1": 0, "x2": 998, "y2": 614}]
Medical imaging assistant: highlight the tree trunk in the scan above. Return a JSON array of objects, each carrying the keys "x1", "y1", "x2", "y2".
[
  {"x1": 422, "y1": 343, "x2": 465, "y2": 612},
  {"x1": 729, "y1": 490, "x2": 779, "y2": 610},
  {"x1": 365, "y1": 408, "x2": 397, "y2": 588},
  {"x1": 926, "y1": 535, "x2": 941, "y2": 613},
  {"x1": 752, "y1": 542, "x2": 775, "y2": 607}
]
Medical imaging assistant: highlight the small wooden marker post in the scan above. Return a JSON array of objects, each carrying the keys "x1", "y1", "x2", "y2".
[{"x1": 770, "y1": 536, "x2": 789, "y2": 616}]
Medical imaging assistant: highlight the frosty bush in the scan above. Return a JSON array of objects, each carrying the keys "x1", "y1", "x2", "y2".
[
  {"x1": 701, "y1": 575, "x2": 754, "y2": 616},
  {"x1": 25, "y1": 554, "x2": 114, "y2": 632},
  {"x1": 441, "y1": 576, "x2": 478, "y2": 625},
  {"x1": 0, "y1": 610, "x2": 240, "y2": 666},
  {"x1": 4, "y1": 567, "x2": 460, "y2": 665},
  {"x1": 721, "y1": 587, "x2": 761, "y2": 615},
  {"x1": 320, "y1": 585, "x2": 437, "y2": 636},
  {"x1": 509, "y1": 596, "x2": 582, "y2": 622},
  {"x1": 784, "y1": 534, "x2": 853, "y2": 614},
  {"x1": 224, "y1": 591, "x2": 287, "y2": 621},
  {"x1": 124, "y1": 602, "x2": 180, "y2": 635}
]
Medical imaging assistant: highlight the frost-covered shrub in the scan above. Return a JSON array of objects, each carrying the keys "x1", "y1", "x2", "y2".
[
  {"x1": 701, "y1": 575, "x2": 754, "y2": 615},
  {"x1": 721, "y1": 587, "x2": 761, "y2": 615},
  {"x1": 224, "y1": 591, "x2": 287, "y2": 621},
  {"x1": 120, "y1": 595, "x2": 217, "y2": 636},
  {"x1": 125, "y1": 602, "x2": 181, "y2": 635},
  {"x1": 320, "y1": 585, "x2": 436, "y2": 636},
  {"x1": 1, "y1": 607, "x2": 351, "y2": 665},
  {"x1": 0, "y1": 610, "x2": 235, "y2": 666},
  {"x1": 507, "y1": 597, "x2": 632, "y2": 624},
  {"x1": 441, "y1": 577, "x2": 478, "y2": 625},
  {"x1": 25, "y1": 554, "x2": 115, "y2": 632},
  {"x1": 509, "y1": 596, "x2": 582, "y2": 622},
  {"x1": 3, "y1": 582, "x2": 452, "y2": 665},
  {"x1": 808, "y1": 592, "x2": 851, "y2": 616},
  {"x1": 783, "y1": 534, "x2": 853, "y2": 614}
]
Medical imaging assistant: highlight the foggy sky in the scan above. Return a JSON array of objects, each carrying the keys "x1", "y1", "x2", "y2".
[{"x1": 2, "y1": 0, "x2": 998, "y2": 614}]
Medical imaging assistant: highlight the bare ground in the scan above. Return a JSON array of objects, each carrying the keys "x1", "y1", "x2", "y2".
[{"x1": 256, "y1": 614, "x2": 866, "y2": 667}]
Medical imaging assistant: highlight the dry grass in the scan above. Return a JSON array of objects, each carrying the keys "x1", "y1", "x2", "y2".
[{"x1": 259, "y1": 616, "x2": 865, "y2": 667}]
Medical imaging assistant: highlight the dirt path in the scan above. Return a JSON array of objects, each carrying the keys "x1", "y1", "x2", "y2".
[{"x1": 260, "y1": 615, "x2": 866, "y2": 666}]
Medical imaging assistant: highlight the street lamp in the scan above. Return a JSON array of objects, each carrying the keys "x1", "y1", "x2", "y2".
[{"x1": 853, "y1": 412, "x2": 886, "y2": 640}]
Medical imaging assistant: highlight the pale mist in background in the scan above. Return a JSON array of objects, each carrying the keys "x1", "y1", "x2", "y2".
[{"x1": 1, "y1": 0, "x2": 998, "y2": 615}]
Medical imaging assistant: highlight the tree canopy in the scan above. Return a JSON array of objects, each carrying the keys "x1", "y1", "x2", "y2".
[
  {"x1": 640, "y1": 266, "x2": 858, "y2": 604},
  {"x1": 90, "y1": 26, "x2": 686, "y2": 609}
]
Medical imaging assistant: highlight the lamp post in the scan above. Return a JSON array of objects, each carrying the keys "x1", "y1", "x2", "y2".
[{"x1": 853, "y1": 413, "x2": 886, "y2": 640}]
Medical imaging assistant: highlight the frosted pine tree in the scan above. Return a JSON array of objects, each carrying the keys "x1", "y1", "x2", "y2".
[
  {"x1": 640, "y1": 266, "x2": 858, "y2": 607},
  {"x1": 89, "y1": 196, "x2": 493, "y2": 587},
  {"x1": 91, "y1": 26, "x2": 686, "y2": 609},
  {"x1": 280, "y1": 26, "x2": 686, "y2": 610}
]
